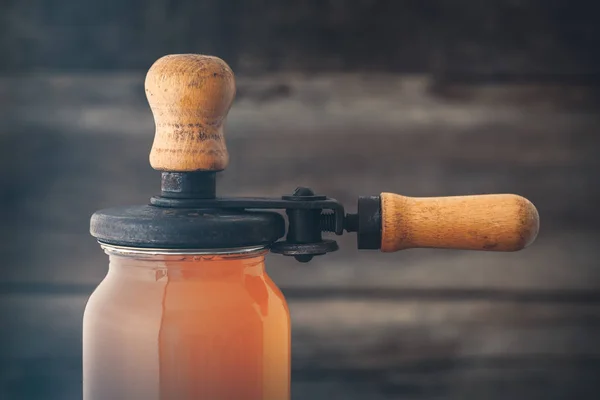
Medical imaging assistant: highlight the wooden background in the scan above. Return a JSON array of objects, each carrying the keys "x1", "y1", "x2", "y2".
[
  {"x1": 1, "y1": 0, "x2": 599, "y2": 79},
  {"x1": 1, "y1": 1, "x2": 600, "y2": 399}
]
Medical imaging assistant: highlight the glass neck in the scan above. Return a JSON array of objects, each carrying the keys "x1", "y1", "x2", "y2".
[{"x1": 102, "y1": 245, "x2": 268, "y2": 282}]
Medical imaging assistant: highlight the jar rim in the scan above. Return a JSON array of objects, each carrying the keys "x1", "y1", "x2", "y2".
[{"x1": 100, "y1": 242, "x2": 268, "y2": 257}]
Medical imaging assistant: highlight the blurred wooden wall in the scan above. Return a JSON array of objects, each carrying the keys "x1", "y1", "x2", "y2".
[{"x1": 1, "y1": 0, "x2": 599, "y2": 80}]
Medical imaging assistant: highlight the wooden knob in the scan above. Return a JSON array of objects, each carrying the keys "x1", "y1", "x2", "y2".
[
  {"x1": 145, "y1": 54, "x2": 236, "y2": 172},
  {"x1": 380, "y1": 193, "x2": 539, "y2": 252}
]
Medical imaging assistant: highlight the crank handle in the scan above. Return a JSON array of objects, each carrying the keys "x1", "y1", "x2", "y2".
[
  {"x1": 352, "y1": 193, "x2": 539, "y2": 252},
  {"x1": 380, "y1": 193, "x2": 539, "y2": 252}
]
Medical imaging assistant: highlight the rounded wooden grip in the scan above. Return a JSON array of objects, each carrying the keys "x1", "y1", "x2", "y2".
[
  {"x1": 145, "y1": 54, "x2": 235, "y2": 172},
  {"x1": 380, "y1": 193, "x2": 539, "y2": 252}
]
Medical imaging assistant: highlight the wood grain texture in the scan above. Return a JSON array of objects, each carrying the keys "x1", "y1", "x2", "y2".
[
  {"x1": 145, "y1": 54, "x2": 235, "y2": 171},
  {"x1": 381, "y1": 193, "x2": 539, "y2": 252}
]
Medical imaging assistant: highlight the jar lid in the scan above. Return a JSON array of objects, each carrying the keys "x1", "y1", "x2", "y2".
[{"x1": 90, "y1": 204, "x2": 285, "y2": 250}]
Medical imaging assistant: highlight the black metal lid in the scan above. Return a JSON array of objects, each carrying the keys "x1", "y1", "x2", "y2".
[
  {"x1": 90, "y1": 203, "x2": 285, "y2": 249},
  {"x1": 90, "y1": 164, "x2": 289, "y2": 249}
]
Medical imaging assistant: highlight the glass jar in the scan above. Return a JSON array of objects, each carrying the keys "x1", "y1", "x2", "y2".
[{"x1": 83, "y1": 245, "x2": 290, "y2": 400}]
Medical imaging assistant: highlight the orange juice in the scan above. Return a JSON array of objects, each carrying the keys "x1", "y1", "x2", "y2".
[{"x1": 83, "y1": 247, "x2": 290, "y2": 400}]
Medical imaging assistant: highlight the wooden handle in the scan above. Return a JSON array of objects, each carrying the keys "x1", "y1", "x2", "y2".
[
  {"x1": 145, "y1": 54, "x2": 236, "y2": 172},
  {"x1": 380, "y1": 193, "x2": 539, "y2": 252}
]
